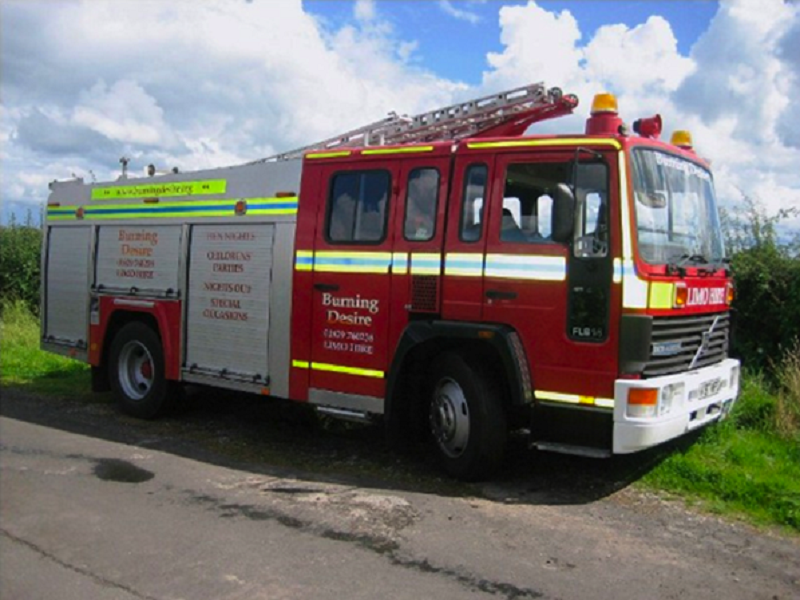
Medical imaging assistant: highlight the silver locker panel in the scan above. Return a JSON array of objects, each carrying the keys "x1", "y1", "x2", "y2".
[
  {"x1": 45, "y1": 226, "x2": 90, "y2": 344},
  {"x1": 95, "y1": 225, "x2": 182, "y2": 294},
  {"x1": 186, "y1": 224, "x2": 274, "y2": 380}
]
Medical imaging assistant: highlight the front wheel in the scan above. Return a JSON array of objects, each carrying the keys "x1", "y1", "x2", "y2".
[
  {"x1": 109, "y1": 322, "x2": 175, "y2": 419},
  {"x1": 428, "y1": 352, "x2": 507, "y2": 481}
]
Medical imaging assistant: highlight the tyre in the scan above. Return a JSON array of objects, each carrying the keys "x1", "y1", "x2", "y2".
[
  {"x1": 427, "y1": 352, "x2": 507, "y2": 481},
  {"x1": 109, "y1": 321, "x2": 176, "y2": 419}
]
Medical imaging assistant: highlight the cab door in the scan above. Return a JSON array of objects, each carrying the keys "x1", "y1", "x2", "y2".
[
  {"x1": 481, "y1": 150, "x2": 616, "y2": 400},
  {"x1": 307, "y1": 162, "x2": 397, "y2": 407}
]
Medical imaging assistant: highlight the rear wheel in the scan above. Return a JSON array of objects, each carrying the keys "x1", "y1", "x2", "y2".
[
  {"x1": 109, "y1": 322, "x2": 175, "y2": 419},
  {"x1": 428, "y1": 352, "x2": 507, "y2": 481}
]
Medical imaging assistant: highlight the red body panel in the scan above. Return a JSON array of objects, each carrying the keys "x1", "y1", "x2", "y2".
[
  {"x1": 286, "y1": 134, "x2": 731, "y2": 405},
  {"x1": 90, "y1": 296, "x2": 182, "y2": 380}
]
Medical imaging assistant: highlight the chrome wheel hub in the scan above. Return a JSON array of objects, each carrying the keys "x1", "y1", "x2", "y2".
[
  {"x1": 118, "y1": 341, "x2": 154, "y2": 401},
  {"x1": 430, "y1": 377, "x2": 470, "y2": 458}
]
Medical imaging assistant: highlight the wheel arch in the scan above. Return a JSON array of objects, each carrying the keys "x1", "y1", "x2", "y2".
[
  {"x1": 92, "y1": 298, "x2": 182, "y2": 382},
  {"x1": 384, "y1": 321, "x2": 533, "y2": 445}
]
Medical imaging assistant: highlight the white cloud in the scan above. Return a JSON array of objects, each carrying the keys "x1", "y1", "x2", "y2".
[
  {"x1": 1, "y1": 0, "x2": 798, "y2": 236},
  {"x1": 354, "y1": 0, "x2": 376, "y2": 22},
  {"x1": 1, "y1": 0, "x2": 461, "y2": 211},
  {"x1": 72, "y1": 80, "x2": 176, "y2": 147},
  {"x1": 439, "y1": 1, "x2": 481, "y2": 25},
  {"x1": 480, "y1": 0, "x2": 800, "y2": 231},
  {"x1": 483, "y1": 2, "x2": 583, "y2": 92}
]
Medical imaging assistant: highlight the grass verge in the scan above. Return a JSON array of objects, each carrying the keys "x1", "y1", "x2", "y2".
[
  {"x1": 1, "y1": 301, "x2": 90, "y2": 396},
  {"x1": 642, "y1": 370, "x2": 800, "y2": 533}
]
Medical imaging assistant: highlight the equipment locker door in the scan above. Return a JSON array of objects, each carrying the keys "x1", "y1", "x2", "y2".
[
  {"x1": 44, "y1": 226, "x2": 91, "y2": 347},
  {"x1": 307, "y1": 164, "x2": 398, "y2": 408}
]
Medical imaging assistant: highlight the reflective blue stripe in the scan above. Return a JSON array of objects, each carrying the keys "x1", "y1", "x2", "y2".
[
  {"x1": 446, "y1": 258, "x2": 483, "y2": 268},
  {"x1": 314, "y1": 257, "x2": 391, "y2": 267},
  {"x1": 485, "y1": 261, "x2": 564, "y2": 273},
  {"x1": 86, "y1": 204, "x2": 233, "y2": 215},
  {"x1": 392, "y1": 254, "x2": 409, "y2": 272}
]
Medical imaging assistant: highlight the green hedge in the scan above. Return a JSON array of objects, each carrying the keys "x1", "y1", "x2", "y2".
[
  {"x1": 723, "y1": 198, "x2": 800, "y2": 374},
  {"x1": 730, "y1": 246, "x2": 800, "y2": 372},
  {"x1": 0, "y1": 225, "x2": 42, "y2": 315}
]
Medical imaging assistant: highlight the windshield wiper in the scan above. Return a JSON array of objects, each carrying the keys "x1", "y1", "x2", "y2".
[{"x1": 667, "y1": 253, "x2": 713, "y2": 277}]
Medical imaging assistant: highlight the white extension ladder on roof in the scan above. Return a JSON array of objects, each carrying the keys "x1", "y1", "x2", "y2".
[{"x1": 259, "y1": 82, "x2": 577, "y2": 162}]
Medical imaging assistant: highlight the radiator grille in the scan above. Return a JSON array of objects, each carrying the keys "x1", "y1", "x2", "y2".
[
  {"x1": 643, "y1": 312, "x2": 730, "y2": 378},
  {"x1": 411, "y1": 275, "x2": 439, "y2": 312}
]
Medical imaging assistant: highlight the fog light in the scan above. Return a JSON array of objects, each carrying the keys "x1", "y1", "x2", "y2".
[
  {"x1": 729, "y1": 365, "x2": 740, "y2": 390},
  {"x1": 660, "y1": 383, "x2": 685, "y2": 415}
]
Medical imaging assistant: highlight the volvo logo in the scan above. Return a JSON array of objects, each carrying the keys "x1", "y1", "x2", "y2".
[
  {"x1": 699, "y1": 331, "x2": 711, "y2": 355},
  {"x1": 690, "y1": 317, "x2": 720, "y2": 370}
]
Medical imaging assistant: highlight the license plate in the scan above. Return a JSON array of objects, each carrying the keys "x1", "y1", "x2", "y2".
[{"x1": 698, "y1": 377, "x2": 723, "y2": 400}]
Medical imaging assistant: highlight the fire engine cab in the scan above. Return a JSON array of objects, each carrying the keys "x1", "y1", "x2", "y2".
[{"x1": 42, "y1": 83, "x2": 740, "y2": 480}]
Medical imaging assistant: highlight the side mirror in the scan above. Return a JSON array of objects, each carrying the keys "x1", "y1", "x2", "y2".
[{"x1": 552, "y1": 183, "x2": 575, "y2": 244}]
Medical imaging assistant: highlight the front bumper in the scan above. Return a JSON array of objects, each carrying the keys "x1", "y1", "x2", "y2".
[{"x1": 613, "y1": 358, "x2": 740, "y2": 454}]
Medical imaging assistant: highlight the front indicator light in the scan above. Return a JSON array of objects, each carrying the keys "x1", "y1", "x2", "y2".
[
  {"x1": 627, "y1": 388, "x2": 658, "y2": 418},
  {"x1": 674, "y1": 282, "x2": 688, "y2": 308}
]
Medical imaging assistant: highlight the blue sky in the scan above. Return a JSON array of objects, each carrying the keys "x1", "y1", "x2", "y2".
[
  {"x1": 306, "y1": 1, "x2": 719, "y2": 83},
  {"x1": 1, "y1": 0, "x2": 799, "y2": 230}
]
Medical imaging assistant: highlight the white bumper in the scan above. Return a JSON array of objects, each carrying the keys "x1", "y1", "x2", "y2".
[{"x1": 613, "y1": 358, "x2": 740, "y2": 454}]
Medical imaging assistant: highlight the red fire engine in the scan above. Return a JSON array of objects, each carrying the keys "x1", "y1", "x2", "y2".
[{"x1": 42, "y1": 83, "x2": 740, "y2": 479}]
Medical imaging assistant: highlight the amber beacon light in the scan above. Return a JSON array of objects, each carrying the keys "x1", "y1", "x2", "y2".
[{"x1": 671, "y1": 130, "x2": 694, "y2": 150}]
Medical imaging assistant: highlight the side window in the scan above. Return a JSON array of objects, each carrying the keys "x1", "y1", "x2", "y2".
[
  {"x1": 500, "y1": 162, "x2": 570, "y2": 244},
  {"x1": 404, "y1": 168, "x2": 440, "y2": 242},
  {"x1": 574, "y1": 163, "x2": 609, "y2": 258},
  {"x1": 460, "y1": 164, "x2": 488, "y2": 242},
  {"x1": 327, "y1": 170, "x2": 390, "y2": 244}
]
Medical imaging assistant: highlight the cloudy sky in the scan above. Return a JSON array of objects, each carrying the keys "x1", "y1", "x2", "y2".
[{"x1": 2, "y1": 0, "x2": 799, "y2": 231}]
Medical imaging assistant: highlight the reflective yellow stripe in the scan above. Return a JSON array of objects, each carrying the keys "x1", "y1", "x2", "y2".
[
  {"x1": 306, "y1": 151, "x2": 352, "y2": 159},
  {"x1": 537, "y1": 390, "x2": 615, "y2": 408},
  {"x1": 537, "y1": 390, "x2": 581, "y2": 404},
  {"x1": 466, "y1": 138, "x2": 622, "y2": 150},
  {"x1": 311, "y1": 362, "x2": 384, "y2": 378},
  {"x1": 361, "y1": 146, "x2": 435, "y2": 155},
  {"x1": 293, "y1": 359, "x2": 383, "y2": 378},
  {"x1": 91, "y1": 179, "x2": 226, "y2": 200},
  {"x1": 649, "y1": 282, "x2": 674, "y2": 309}
]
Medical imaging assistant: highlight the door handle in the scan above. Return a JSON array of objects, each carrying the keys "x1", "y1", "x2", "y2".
[
  {"x1": 314, "y1": 283, "x2": 340, "y2": 292},
  {"x1": 486, "y1": 289, "x2": 517, "y2": 300}
]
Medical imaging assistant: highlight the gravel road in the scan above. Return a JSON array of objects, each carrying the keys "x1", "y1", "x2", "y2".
[{"x1": 1, "y1": 386, "x2": 798, "y2": 600}]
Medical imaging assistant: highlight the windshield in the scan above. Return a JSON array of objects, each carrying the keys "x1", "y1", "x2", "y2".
[{"x1": 631, "y1": 149, "x2": 725, "y2": 266}]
